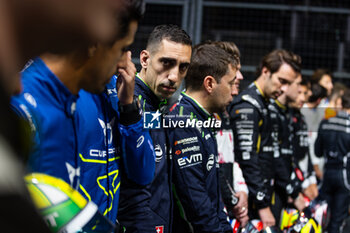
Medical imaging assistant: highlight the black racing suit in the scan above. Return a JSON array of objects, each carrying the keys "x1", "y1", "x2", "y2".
[
  {"x1": 315, "y1": 111, "x2": 350, "y2": 233},
  {"x1": 290, "y1": 108, "x2": 316, "y2": 190},
  {"x1": 228, "y1": 82, "x2": 274, "y2": 218},
  {"x1": 269, "y1": 100, "x2": 301, "y2": 223}
]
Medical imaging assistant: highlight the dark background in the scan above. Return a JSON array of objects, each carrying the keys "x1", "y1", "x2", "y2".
[{"x1": 130, "y1": 0, "x2": 350, "y2": 89}]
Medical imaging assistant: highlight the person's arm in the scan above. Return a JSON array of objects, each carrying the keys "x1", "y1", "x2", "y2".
[
  {"x1": 302, "y1": 152, "x2": 318, "y2": 200},
  {"x1": 229, "y1": 103, "x2": 275, "y2": 228},
  {"x1": 106, "y1": 54, "x2": 155, "y2": 186},
  {"x1": 171, "y1": 127, "x2": 227, "y2": 233},
  {"x1": 314, "y1": 122, "x2": 324, "y2": 158},
  {"x1": 229, "y1": 103, "x2": 270, "y2": 210},
  {"x1": 233, "y1": 162, "x2": 248, "y2": 195}
]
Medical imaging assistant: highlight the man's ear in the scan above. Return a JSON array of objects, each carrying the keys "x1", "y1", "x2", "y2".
[
  {"x1": 140, "y1": 50, "x2": 150, "y2": 69},
  {"x1": 203, "y1": 76, "x2": 217, "y2": 94},
  {"x1": 262, "y1": 67, "x2": 271, "y2": 78}
]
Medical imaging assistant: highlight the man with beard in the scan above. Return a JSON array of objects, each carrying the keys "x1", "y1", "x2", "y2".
[
  {"x1": 228, "y1": 49, "x2": 301, "y2": 229},
  {"x1": 169, "y1": 43, "x2": 239, "y2": 233},
  {"x1": 207, "y1": 41, "x2": 249, "y2": 227},
  {"x1": 269, "y1": 74, "x2": 306, "y2": 224},
  {"x1": 288, "y1": 77, "x2": 318, "y2": 201},
  {"x1": 117, "y1": 24, "x2": 192, "y2": 233}
]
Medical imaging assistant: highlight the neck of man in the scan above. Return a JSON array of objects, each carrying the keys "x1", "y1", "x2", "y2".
[
  {"x1": 41, "y1": 53, "x2": 83, "y2": 95},
  {"x1": 185, "y1": 89, "x2": 213, "y2": 114},
  {"x1": 255, "y1": 75, "x2": 267, "y2": 98},
  {"x1": 277, "y1": 93, "x2": 287, "y2": 106}
]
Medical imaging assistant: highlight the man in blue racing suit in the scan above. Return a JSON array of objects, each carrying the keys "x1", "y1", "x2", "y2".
[
  {"x1": 11, "y1": 0, "x2": 155, "y2": 227},
  {"x1": 117, "y1": 24, "x2": 192, "y2": 233},
  {"x1": 168, "y1": 43, "x2": 239, "y2": 233}
]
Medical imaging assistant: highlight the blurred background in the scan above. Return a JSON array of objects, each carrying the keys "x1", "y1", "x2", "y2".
[{"x1": 130, "y1": 0, "x2": 350, "y2": 89}]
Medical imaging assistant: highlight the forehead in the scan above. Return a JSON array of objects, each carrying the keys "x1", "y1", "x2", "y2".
[
  {"x1": 320, "y1": 74, "x2": 332, "y2": 82},
  {"x1": 222, "y1": 64, "x2": 237, "y2": 80},
  {"x1": 300, "y1": 85, "x2": 309, "y2": 92},
  {"x1": 273, "y1": 63, "x2": 297, "y2": 82},
  {"x1": 152, "y1": 39, "x2": 192, "y2": 62}
]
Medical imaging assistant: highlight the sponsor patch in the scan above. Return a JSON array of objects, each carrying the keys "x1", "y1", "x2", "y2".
[
  {"x1": 177, "y1": 153, "x2": 202, "y2": 168},
  {"x1": 236, "y1": 108, "x2": 254, "y2": 114},
  {"x1": 174, "y1": 136, "x2": 198, "y2": 146},
  {"x1": 182, "y1": 146, "x2": 200, "y2": 154}
]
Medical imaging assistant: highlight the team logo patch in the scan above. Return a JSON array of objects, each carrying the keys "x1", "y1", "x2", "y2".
[
  {"x1": 206, "y1": 154, "x2": 215, "y2": 171},
  {"x1": 154, "y1": 144, "x2": 163, "y2": 162},
  {"x1": 155, "y1": 225, "x2": 164, "y2": 233}
]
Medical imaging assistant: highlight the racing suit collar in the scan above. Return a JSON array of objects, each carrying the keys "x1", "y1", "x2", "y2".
[
  {"x1": 31, "y1": 57, "x2": 79, "y2": 116},
  {"x1": 254, "y1": 81, "x2": 266, "y2": 98},
  {"x1": 135, "y1": 73, "x2": 167, "y2": 111},
  {"x1": 181, "y1": 92, "x2": 212, "y2": 119},
  {"x1": 275, "y1": 99, "x2": 287, "y2": 111}
]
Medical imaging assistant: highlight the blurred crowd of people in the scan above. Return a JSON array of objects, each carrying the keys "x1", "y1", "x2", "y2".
[{"x1": 1, "y1": 0, "x2": 350, "y2": 233}]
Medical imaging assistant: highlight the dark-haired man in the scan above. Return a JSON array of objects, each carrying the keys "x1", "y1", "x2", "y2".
[
  {"x1": 169, "y1": 43, "x2": 239, "y2": 233},
  {"x1": 117, "y1": 24, "x2": 192, "y2": 233},
  {"x1": 228, "y1": 49, "x2": 301, "y2": 229},
  {"x1": 289, "y1": 77, "x2": 318, "y2": 201},
  {"x1": 269, "y1": 74, "x2": 306, "y2": 223},
  {"x1": 301, "y1": 84, "x2": 328, "y2": 182},
  {"x1": 11, "y1": 0, "x2": 155, "y2": 228},
  {"x1": 315, "y1": 89, "x2": 350, "y2": 233}
]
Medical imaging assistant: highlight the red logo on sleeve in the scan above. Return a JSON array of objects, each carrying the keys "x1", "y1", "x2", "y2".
[{"x1": 155, "y1": 226, "x2": 164, "y2": 233}]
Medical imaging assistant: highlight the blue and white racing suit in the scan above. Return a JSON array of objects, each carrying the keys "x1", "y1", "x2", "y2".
[{"x1": 11, "y1": 58, "x2": 155, "y2": 224}]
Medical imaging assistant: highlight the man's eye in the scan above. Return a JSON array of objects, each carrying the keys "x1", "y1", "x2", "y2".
[
  {"x1": 279, "y1": 78, "x2": 289, "y2": 85},
  {"x1": 179, "y1": 64, "x2": 189, "y2": 73},
  {"x1": 162, "y1": 60, "x2": 170, "y2": 66}
]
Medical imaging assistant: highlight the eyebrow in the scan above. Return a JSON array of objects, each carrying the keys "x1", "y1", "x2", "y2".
[
  {"x1": 279, "y1": 77, "x2": 292, "y2": 84},
  {"x1": 159, "y1": 57, "x2": 176, "y2": 63}
]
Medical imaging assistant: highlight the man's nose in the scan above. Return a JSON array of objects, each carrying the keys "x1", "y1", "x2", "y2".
[
  {"x1": 236, "y1": 70, "x2": 244, "y2": 80},
  {"x1": 167, "y1": 67, "x2": 180, "y2": 84},
  {"x1": 280, "y1": 83, "x2": 289, "y2": 93}
]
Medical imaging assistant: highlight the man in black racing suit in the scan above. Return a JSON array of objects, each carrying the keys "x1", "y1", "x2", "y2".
[
  {"x1": 269, "y1": 74, "x2": 306, "y2": 224},
  {"x1": 228, "y1": 49, "x2": 301, "y2": 229}
]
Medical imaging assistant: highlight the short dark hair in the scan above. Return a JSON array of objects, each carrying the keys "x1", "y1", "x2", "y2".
[
  {"x1": 308, "y1": 83, "x2": 327, "y2": 103},
  {"x1": 256, "y1": 49, "x2": 301, "y2": 78},
  {"x1": 146, "y1": 24, "x2": 192, "y2": 53},
  {"x1": 115, "y1": 0, "x2": 145, "y2": 40},
  {"x1": 330, "y1": 82, "x2": 347, "y2": 104},
  {"x1": 202, "y1": 41, "x2": 240, "y2": 68},
  {"x1": 185, "y1": 44, "x2": 236, "y2": 91},
  {"x1": 341, "y1": 89, "x2": 350, "y2": 109},
  {"x1": 311, "y1": 68, "x2": 332, "y2": 85}
]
